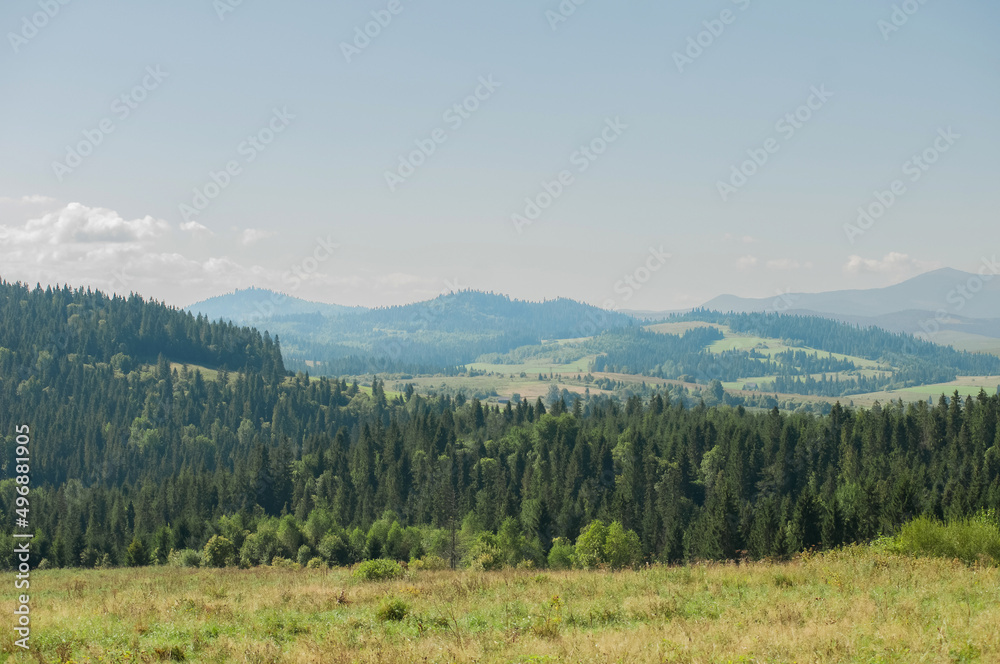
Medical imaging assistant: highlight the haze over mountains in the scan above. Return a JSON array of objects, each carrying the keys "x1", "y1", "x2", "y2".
[
  {"x1": 187, "y1": 289, "x2": 636, "y2": 374},
  {"x1": 699, "y1": 268, "x2": 1000, "y2": 340},
  {"x1": 188, "y1": 268, "x2": 1000, "y2": 340}
]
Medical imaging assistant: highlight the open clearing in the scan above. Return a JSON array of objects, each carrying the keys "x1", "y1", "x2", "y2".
[{"x1": 4, "y1": 548, "x2": 997, "y2": 663}]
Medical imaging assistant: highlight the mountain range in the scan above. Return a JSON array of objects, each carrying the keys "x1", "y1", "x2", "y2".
[
  {"x1": 698, "y1": 267, "x2": 1000, "y2": 341},
  {"x1": 188, "y1": 268, "x2": 1000, "y2": 345}
]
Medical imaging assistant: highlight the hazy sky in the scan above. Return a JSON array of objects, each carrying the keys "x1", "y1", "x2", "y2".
[{"x1": 1, "y1": 0, "x2": 997, "y2": 310}]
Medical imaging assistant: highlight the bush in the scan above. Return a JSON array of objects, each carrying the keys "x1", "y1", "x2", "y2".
[
  {"x1": 547, "y1": 538, "x2": 574, "y2": 570},
  {"x1": 409, "y1": 554, "x2": 448, "y2": 571},
  {"x1": 240, "y1": 529, "x2": 281, "y2": 567},
  {"x1": 604, "y1": 521, "x2": 642, "y2": 570},
  {"x1": 354, "y1": 558, "x2": 404, "y2": 582},
  {"x1": 572, "y1": 521, "x2": 608, "y2": 570},
  {"x1": 468, "y1": 533, "x2": 504, "y2": 572},
  {"x1": 296, "y1": 544, "x2": 313, "y2": 567},
  {"x1": 317, "y1": 533, "x2": 349, "y2": 567},
  {"x1": 306, "y1": 557, "x2": 328, "y2": 570},
  {"x1": 168, "y1": 549, "x2": 203, "y2": 568},
  {"x1": 125, "y1": 538, "x2": 150, "y2": 567},
  {"x1": 891, "y1": 511, "x2": 1000, "y2": 565},
  {"x1": 271, "y1": 556, "x2": 300, "y2": 570},
  {"x1": 375, "y1": 598, "x2": 410, "y2": 622},
  {"x1": 202, "y1": 535, "x2": 236, "y2": 568}
]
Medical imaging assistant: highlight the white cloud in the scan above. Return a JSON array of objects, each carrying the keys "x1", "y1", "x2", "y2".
[
  {"x1": 240, "y1": 228, "x2": 277, "y2": 245},
  {"x1": 0, "y1": 199, "x2": 360, "y2": 306},
  {"x1": 844, "y1": 252, "x2": 940, "y2": 277},
  {"x1": 1, "y1": 202, "x2": 168, "y2": 248},
  {"x1": 0, "y1": 201, "x2": 270, "y2": 304},
  {"x1": 180, "y1": 220, "x2": 213, "y2": 235},
  {"x1": 736, "y1": 255, "x2": 758, "y2": 269}
]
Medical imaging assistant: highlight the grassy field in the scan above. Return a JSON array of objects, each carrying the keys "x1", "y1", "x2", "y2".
[
  {"x1": 929, "y1": 331, "x2": 1000, "y2": 357},
  {"x1": 3, "y1": 548, "x2": 998, "y2": 664}
]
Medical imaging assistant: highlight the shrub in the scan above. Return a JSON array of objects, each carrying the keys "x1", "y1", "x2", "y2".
[
  {"x1": 202, "y1": 535, "x2": 236, "y2": 568},
  {"x1": 375, "y1": 598, "x2": 410, "y2": 622},
  {"x1": 271, "y1": 556, "x2": 300, "y2": 570},
  {"x1": 354, "y1": 558, "x2": 404, "y2": 582},
  {"x1": 604, "y1": 521, "x2": 642, "y2": 570},
  {"x1": 892, "y1": 511, "x2": 1000, "y2": 565},
  {"x1": 409, "y1": 554, "x2": 448, "y2": 571},
  {"x1": 306, "y1": 557, "x2": 328, "y2": 570},
  {"x1": 125, "y1": 538, "x2": 150, "y2": 567},
  {"x1": 240, "y1": 529, "x2": 281, "y2": 567},
  {"x1": 468, "y1": 533, "x2": 504, "y2": 572},
  {"x1": 572, "y1": 520, "x2": 608, "y2": 569},
  {"x1": 317, "y1": 533, "x2": 349, "y2": 567},
  {"x1": 547, "y1": 537, "x2": 574, "y2": 570},
  {"x1": 168, "y1": 549, "x2": 203, "y2": 568},
  {"x1": 296, "y1": 544, "x2": 313, "y2": 567}
]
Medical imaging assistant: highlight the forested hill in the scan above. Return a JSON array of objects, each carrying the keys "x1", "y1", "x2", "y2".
[
  {"x1": 0, "y1": 280, "x2": 286, "y2": 378},
  {"x1": 209, "y1": 290, "x2": 637, "y2": 375},
  {"x1": 1, "y1": 279, "x2": 999, "y2": 571},
  {"x1": 347, "y1": 291, "x2": 634, "y2": 338},
  {"x1": 680, "y1": 310, "x2": 1000, "y2": 375},
  {"x1": 187, "y1": 287, "x2": 361, "y2": 325}
]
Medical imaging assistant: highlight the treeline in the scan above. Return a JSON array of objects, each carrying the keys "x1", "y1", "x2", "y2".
[
  {"x1": 248, "y1": 291, "x2": 636, "y2": 375},
  {"x1": 681, "y1": 310, "x2": 1000, "y2": 376},
  {"x1": 587, "y1": 315, "x2": 997, "y2": 397},
  {"x1": 0, "y1": 280, "x2": 286, "y2": 380},
  {"x1": 587, "y1": 328, "x2": 856, "y2": 391},
  {"x1": 3, "y1": 284, "x2": 1000, "y2": 571},
  {"x1": 3, "y1": 356, "x2": 999, "y2": 568}
]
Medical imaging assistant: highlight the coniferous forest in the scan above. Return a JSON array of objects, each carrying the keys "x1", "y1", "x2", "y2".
[{"x1": 2, "y1": 280, "x2": 1000, "y2": 571}]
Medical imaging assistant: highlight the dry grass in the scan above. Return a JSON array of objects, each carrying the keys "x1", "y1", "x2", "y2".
[{"x1": 2, "y1": 546, "x2": 997, "y2": 663}]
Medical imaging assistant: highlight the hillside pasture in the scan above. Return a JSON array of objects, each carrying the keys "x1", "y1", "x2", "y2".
[{"x1": 4, "y1": 549, "x2": 998, "y2": 663}]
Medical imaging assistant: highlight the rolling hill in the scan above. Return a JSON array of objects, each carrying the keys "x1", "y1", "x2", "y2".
[
  {"x1": 186, "y1": 287, "x2": 362, "y2": 324},
  {"x1": 701, "y1": 268, "x2": 1000, "y2": 324},
  {"x1": 187, "y1": 289, "x2": 637, "y2": 374}
]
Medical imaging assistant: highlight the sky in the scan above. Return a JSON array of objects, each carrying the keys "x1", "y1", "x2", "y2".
[{"x1": 1, "y1": 0, "x2": 998, "y2": 311}]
